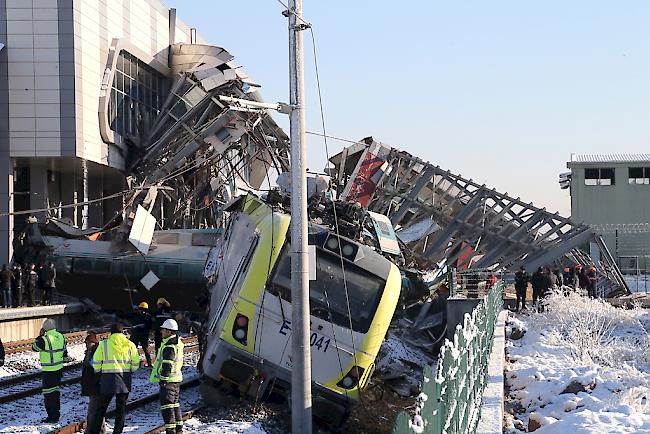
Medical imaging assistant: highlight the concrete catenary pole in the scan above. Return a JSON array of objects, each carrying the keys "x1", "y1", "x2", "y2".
[{"x1": 288, "y1": 0, "x2": 313, "y2": 432}]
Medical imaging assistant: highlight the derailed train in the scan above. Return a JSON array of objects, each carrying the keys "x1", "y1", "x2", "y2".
[{"x1": 200, "y1": 194, "x2": 402, "y2": 425}]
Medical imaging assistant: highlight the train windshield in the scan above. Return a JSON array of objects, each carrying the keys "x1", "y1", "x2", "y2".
[{"x1": 270, "y1": 245, "x2": 385, "y2": 333}]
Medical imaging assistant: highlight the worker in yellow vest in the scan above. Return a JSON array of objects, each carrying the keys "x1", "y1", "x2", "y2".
[
  {"x1": 88, "y1": 322, "x2": 140, "y2": 434},
  {"x1": 32, "y1": 318, "x2": 67, "y2": 423},
  {"x1": 150, "y1": 319, "x2": 184, "y2": 434}
]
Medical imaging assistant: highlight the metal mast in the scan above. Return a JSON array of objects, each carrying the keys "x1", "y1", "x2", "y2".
[{"x1": 288, "y1": 0, "x2": 313, "y2": 432}]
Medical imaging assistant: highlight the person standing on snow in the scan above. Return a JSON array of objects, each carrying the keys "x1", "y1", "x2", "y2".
[
  {"x1": 32, "y1": 318, "x2": 67, "y2": 423},
  {"x1": 153, "y1": 298, "x2": 174, "y2": 353},
  {"x1": 150, "y1": 319, "x2": 185, "y2": 434},
  {"x1": 88, "y1": 322, "x2": 140, "y2": 434},
  {"x1": 81, "y1": 332, "x2": 106, "y2": 434},
  {"x1": 514, "y1": 266, "x2": 529, "y2": 312},
  {"x1": 530, "y1": 267, "x2": 546, "y2": 312},
  {"x1": 553, "y1": 267, "x2": 564, "y2": 288},
  {"x1": 131, "y1": 301, "x2": 153, "y2": 367},
  {"x1": 586, "y1": 267, "x2": 598, "y2": 298}
]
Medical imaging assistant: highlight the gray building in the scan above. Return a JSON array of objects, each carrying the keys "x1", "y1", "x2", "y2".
[
  {"x1": 0, "y1": 0, "x2": 207, "y2": 264},
  {"x1": 565, "y1": 153, "x2": 650, "y2": 272}
]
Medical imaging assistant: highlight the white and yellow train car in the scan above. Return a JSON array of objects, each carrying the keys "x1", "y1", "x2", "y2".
[{"x1": 201, "y1": 194, "x2": 401, "y2": 425}]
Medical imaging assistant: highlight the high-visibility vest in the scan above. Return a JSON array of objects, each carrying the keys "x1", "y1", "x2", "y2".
[
  {"x1": 32, "y1": 329, "x2": 66, "y2": 372},
  {"x1": 92, "y1": 333, "x2": 140, "y2": 374},
  {"x1": 150, "y1": 335, "x2": 184, "y2": 383}
]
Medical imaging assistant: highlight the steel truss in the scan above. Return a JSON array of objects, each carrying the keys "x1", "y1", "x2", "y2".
[
  {"x1": 115, "y1": 44, "x2": 290, "y2": 242},
  {"x1": 330, "y1": 137, "x2": 628, "y2": 296}
]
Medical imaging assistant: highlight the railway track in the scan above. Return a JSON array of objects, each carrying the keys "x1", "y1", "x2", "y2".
[
  {"x1": 49, "y1": 378, "x2": 201, "y2": 434},
  {"x1": 0, "y1": 336, "x2": 198, "y2": 405},
  {"x1": 4, "y1": 330, "x2": 110, "y2": 355}
]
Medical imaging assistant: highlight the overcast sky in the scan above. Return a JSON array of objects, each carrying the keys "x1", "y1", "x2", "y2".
[{"x1": 164, "y1": 1, "x2": 650, "y2": 216}]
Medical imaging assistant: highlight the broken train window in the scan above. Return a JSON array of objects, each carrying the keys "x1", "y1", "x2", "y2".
[{"x1": 269, "y1": 244, "x2": 386, "y2": 333}]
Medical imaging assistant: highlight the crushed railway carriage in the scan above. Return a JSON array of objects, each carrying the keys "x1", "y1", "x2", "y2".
[
  {"x1": 201, "y1": 194, "x2": 402, "y2": 425},
  {"x1": 26, "y1": 221, "x2": 221, "y2": 311}
]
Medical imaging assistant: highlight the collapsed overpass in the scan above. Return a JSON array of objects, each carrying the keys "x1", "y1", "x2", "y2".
[{"x1": 329, "y1": 137, "x2": 628, "y2": 297}]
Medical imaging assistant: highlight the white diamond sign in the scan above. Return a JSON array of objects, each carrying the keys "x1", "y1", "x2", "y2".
[{"x1": 140, "y1": 270, "x2": 160, "y2": 291}]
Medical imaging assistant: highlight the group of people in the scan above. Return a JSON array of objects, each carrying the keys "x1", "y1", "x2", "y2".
[
  {"x1": 514, "y1": 264, "x2": 598, "y2": 312},
  {"x1": 27, "y1": 296, "x2": 184, "y2": 434},
  {"x1": 0, "y1": 262, "x2": 56, "y2": 308}
]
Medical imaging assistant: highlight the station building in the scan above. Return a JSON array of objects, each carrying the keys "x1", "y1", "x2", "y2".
[
  {"x1": 0, "y1": 0, "x2": 205, "y2": 263},
  {"x1": 565, "y1": 154, "x2": 650, "y2": 272}
]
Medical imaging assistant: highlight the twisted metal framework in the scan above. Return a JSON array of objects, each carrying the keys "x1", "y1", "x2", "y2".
[
  {"x1": 330, "y1": 137, "x2": 628, "y2": 296},
  {"x1": 115, "y1": 44, "x2": 290, "y2": 242}
]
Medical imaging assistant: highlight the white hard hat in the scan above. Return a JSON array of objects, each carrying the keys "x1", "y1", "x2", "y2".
[
  {"x1": 42, "y1": 318, "x2": 56, "y2": 331},
  {"x1": 161, "y1": 319, "x2": 178, "y2": 331}
]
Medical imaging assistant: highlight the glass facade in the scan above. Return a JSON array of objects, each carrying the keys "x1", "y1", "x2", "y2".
[{"x1": 108, "y1": 50, "x2": 167, "y2": 140}]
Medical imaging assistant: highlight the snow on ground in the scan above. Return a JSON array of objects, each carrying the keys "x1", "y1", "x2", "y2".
[
  {"x1": 183, "y1": 417, "x2": 268, "y2": 434},
  {"x1": 505, "y1": 290, "x2": 650, "y2": 433},
  {"x1": 0, "y1": 342, "x2": 86, "y2": 379},
  {"x1": 0, "y1": 350, "x2": 199, "y2": 433}
]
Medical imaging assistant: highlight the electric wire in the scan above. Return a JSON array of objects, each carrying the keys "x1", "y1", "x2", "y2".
[{"x1": 307, "y1": 24, "x2": 367, "y2": 406}]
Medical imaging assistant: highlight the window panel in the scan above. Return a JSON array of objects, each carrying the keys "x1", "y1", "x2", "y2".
[{"x1": 109, "y1": 50, "x2": 167, "y2": 137}]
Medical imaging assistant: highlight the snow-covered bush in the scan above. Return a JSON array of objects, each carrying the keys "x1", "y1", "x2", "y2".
[{"x1": 531, "y1": 290, "x2": 650, "y2": 368}]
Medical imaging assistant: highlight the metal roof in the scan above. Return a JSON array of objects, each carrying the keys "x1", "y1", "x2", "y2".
[{"x1": 570, "y1": 153, "x2": 650, "y2": 164}]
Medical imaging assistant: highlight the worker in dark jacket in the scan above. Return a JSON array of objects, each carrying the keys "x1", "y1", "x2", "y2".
[
  {"x1": 553, "y1": 268, "x2": 564, "y2": 288},
  {"x1": 150, "y1": 319, "x2": 185, "y2": 434},
  {"x1": 586, "y1": 267, "x2": 598, "y2": 298},
  {"x1": 88, "y1": 322, "x2": 140, "y2": 434},
  {"x1": 32, "y1": 318, "x2": 67, "y2": 423},
  {"x1": 153, "y1": 298, "x2": 173, "y2": 353},
  {"x1": 131, "y1": 301, "x2": 153, "y2": 367},
  {"x1": 24, "y1": 263, "x2": 38, "y2": 306},
  {"x1": 82, "y1": 332, "x2": 106, "y2": 434},
  {"x1": 514, "y1": 266, "x2": 529, "y2": 312},
  {"x1": 41, "y1": 262, "x2": 56, "y2": 306},
  {"x1": 576, "y1": 265, "x2": 587, "y2": 289},
  {"x1": 0, "y1": 337, "x2": 5, "y2": 367},
  {"x1": 12, "y1": 263, "x2": 24, "y2": 307},
  {"x1": 563, "y1": 267, "x2": 578, "y2": 291},
  {"x1": 1, "y1": 264, "x2": 14, "y2": 308},
  {"x1": 530, "y1": 267, "x2": 546, "y2": 312}
]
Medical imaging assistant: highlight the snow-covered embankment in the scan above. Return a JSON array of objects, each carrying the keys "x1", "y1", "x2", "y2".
[{"x1": 504, "y1": 291, "x2": 650, "y2": 433}]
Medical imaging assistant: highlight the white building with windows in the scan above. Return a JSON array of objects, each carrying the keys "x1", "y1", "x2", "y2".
[
  {"x1": 565, "y1": 154, "x2": 650, "y2": 272},
  {"x1": 0, "y1": 0, "x2": 205, "y2": 263}
]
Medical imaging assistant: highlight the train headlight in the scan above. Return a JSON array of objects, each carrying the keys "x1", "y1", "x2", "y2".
[
  {"x1": 231, "y1": 314, "x2": 249, "y2": 345},
  {"x1": 326, "y1": 237, "x2": 339, "y2": 250},
  {"x1": 324, "y1": 235, "x2": 358, "y2": 260},
  {"x1": 337, "y1": 366, "x2": 365, "y2": 390}
]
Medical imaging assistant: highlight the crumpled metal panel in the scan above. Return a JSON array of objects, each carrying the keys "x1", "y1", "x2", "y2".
[
  {"x1": 330, "y1": 137, "x2": 629, "y2": 296},
  {"x1": 114, "y1": 43, "x2": 289, "y2": 244}
]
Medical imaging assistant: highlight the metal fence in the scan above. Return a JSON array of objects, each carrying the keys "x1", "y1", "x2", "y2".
[{"x1": 392, "y1": 281, "x2": 504, "y2": 434}]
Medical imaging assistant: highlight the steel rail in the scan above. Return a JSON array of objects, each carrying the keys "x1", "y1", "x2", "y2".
[
  {"x1": 142, "y1": 405, "x2": 205, "y2": 434},
  {"x1": 49, "y1": 378, "x2": 201, "y2": 434},
  {"x1": 0, "y1": 339, "x2": 198, "y2": 405}
]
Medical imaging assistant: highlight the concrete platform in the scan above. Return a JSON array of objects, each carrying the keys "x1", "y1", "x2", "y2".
[{"x1": 0, "y1": 303, "x2": 85, "y2": 341}]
